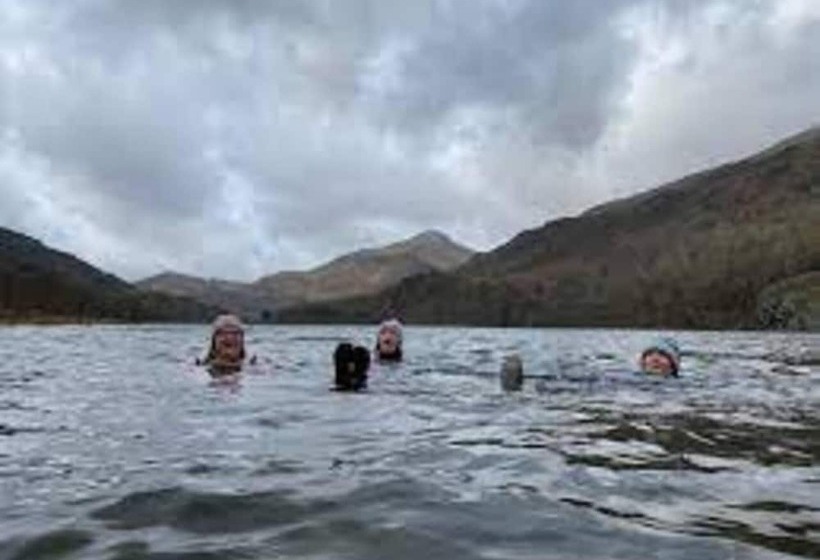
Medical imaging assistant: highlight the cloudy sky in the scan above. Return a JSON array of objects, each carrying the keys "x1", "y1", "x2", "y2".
[{"x1": 1, "y1": 0, "x2": 818, "y2": 281}]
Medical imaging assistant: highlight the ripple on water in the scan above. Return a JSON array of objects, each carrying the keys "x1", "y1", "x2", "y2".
[
  {"x1": 1, "y1": 529, "x2": 94, "y2": 560},
  {"x1": 90, "y1": 487, "x2": 335, "y2": 534},
  {"x1": 104, "y1": 540, "x2": 258, "y2": 560},
  {"x1": 688, "y1": 515, "x2": 820, "y2": 559},
  {"x1": 1, "y1": 326, "x2": 818, "y2": 560}
]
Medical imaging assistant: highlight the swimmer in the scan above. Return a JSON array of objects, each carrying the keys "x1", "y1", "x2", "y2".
[
  {"x1": 639, "y1": 338, "x2": 680, "y2": 377},
  {"x1": 196, "y1": 314, "x2": 256, "y2": 376},
  {"x1": 333, "y1": 342, "x2": 370, "y2": 391},
  {"x1": 374, "y1": 318, "x2": 403, "y2": 362}
]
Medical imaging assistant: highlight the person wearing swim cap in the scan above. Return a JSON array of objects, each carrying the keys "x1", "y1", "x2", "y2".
[
  {"x1": 375, "y1": 318, "x2": 403, "y2": 362},
  {"x1": 197, "y1": 314, "x2": 256, "y2": 375},
  {"x1": 639, "y1": 337, "x2": 681, "y2": 377}
]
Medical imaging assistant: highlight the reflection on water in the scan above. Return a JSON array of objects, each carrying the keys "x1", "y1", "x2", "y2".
[{"x1": 0, "y1": 325, "x2": 818, "y2": 559}]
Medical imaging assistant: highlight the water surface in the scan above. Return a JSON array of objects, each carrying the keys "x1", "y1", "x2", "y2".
[{"x1": 1, "y1": 325, "x2": 819, "y2": 559}]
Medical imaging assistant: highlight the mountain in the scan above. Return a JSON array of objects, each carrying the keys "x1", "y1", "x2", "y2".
[
  {"x1": 134, "y1": 272, "x2": 268, "y2": 318},
  {"x1": 278, "y1": 127, "x2": 820, "y2": 330},
  {"x1": 136, "y1": 230, "x2": 474, "y2": 320},
  {"x1": 252, "y1": 230, "x2": 473, "y2": 308},
  {"x1": 0, "y1": 228, "x2": 218, "y2": 322},
  {"x1": 756, "y1": 271, "x2": 820, "y2": 331}
]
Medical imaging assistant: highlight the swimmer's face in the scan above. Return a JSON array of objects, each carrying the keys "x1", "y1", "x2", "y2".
[
  {"x1": 213, "y1": 328, "x2": 244, "y2": 360},
  {"x1": 377, "y1": 328, "x2": 400, "y2": 355},
  {"x1": 641, "y1": 350, "x2": 674, "y2": 376}
]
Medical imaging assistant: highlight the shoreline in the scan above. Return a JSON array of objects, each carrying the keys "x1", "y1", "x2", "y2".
[
  {"x1": 0, "y1": 316, "x2": 205, "y2": 326},
  {"x1": 0, "y1": 317, "x2": 816, "y2": 334}
]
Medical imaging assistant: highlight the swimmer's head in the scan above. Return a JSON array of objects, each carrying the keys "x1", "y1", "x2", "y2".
[
  {"x1": 334, "y1": 343, "x2": 370, "y2": 391},
  {"x1": 208, "y1": 314, "x2": 246, "y2": 364},
  {"x1": 640, "y1": 338, "x2": 680, "y2": 377},
  {"x1": 375, "y1": 319, "x2": 403, "y2": 361}
]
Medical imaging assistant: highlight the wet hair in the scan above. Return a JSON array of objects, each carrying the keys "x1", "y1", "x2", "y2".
[{"x1": 334, "y1": 343, "x2": 370, "y2": 391}]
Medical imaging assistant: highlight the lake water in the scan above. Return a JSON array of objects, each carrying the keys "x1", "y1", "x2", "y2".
[{"x1": 1, "y1": 325, "x2": 819, "y2": 560}]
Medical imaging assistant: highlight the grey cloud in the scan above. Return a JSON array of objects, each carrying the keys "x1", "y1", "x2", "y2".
[
  {"x1": 363, "y1": 1, "x2": 637, "y2": 148},
  {"x1": 0, "y1": 0, "x2": 818, "y2": 280}
]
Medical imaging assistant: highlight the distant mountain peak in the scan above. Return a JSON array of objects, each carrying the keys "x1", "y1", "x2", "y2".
[
  {"x1": 386, "y1": 229, "x2": 473, "y2": 255},
  {"x1": 408, "y1": 230, "x2": 453, "y2": 244},
  {"x1": 135, "y1": 230, "x2": 475, "y2": 320}
]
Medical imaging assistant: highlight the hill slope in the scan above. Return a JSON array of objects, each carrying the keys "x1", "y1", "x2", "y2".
[
  {"x1": 135, "y1": 272, "x2": 266, "y2": 319},
  {"x1": 137, "y1": 230, "x2": 474, "y2": 319},
  {"x1": 0, "y1": 228, "x2": 217, "y2": 322},
  {"x1": 279, "y1": 128, "x2": 820, "y2": 330},
  {"x1": 253, "y1": 230, "x2": 473, "y2": 308}
]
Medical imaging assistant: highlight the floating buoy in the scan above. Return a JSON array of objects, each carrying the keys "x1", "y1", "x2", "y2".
[{"x1": 500, "y1": 354, "x2": 524, "y2": 391}]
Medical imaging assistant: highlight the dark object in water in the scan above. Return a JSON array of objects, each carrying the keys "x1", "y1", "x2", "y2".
[
  {"x1": 334, "y1": 343, "x2": 370, "y2": 391},
  {"x1": 0, "y1": 424, "x2": 17, "y2": 436},
  {"x1": 500, "y1": 354, "x2": 524, "y2": 391}
]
